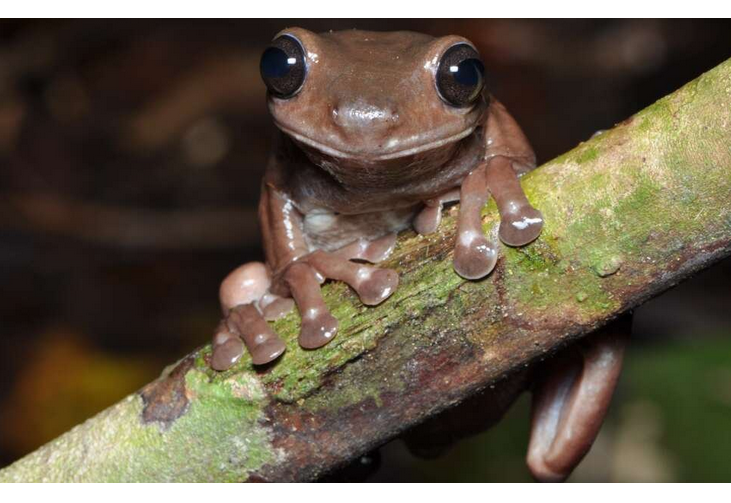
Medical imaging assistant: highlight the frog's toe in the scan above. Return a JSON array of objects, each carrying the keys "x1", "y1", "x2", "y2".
[
  {"x1": 260, "y1": 293, "x2": 295, "y2": 321},
  {"x1": 355, "y1": 268, "x2": 399, "y2": 306},
  {"x1": 283, "y1": 262, "x2": 340, "y2": 350},
  {"x1": 499, "y1": 207, "x2": 543, "y2": 247},
  {"x1": 453, "y1": 232, "x2": 498, "y2": 279},
  {"x1": 336, "y1": 233, "x2": 397, "y2": 263},
  {"x1": 306, "y1": 250, "x2": 399, "y2": 306},
  {"x1": 211, "y1": 321, "x2": 244, "y2": 371},
  {"x1": 249, "y1": 336, "x2": 287, "y2": 365},
  {"x1": 211, "y1": 334, "x2": 245, "y2": 371},
  {"x1": 218, "y1": 303, "x2": 287, "y2": 368},
  {"x1": 361, "y1": 233, "x2": 398, "y2": 263},
  {"x1": 413, "y1": 205, "x2": 441, "y2": 235},
  {"x1": 299, "y1": 311, "x2": 339, "y2": 349}
]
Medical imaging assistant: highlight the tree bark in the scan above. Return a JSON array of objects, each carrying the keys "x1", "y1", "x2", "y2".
[{"x1": 1, "y1": 58, "x2": 730, "y2": 483}]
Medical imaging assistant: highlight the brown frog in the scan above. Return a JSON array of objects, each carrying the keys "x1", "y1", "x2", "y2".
[{"x1": 211, "y1": 28, "x2": 627, "y2": 482}]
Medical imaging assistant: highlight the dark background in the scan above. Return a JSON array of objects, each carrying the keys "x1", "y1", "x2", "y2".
[{"x1": 1, "y1": 19, "x2": 730, "y2": 482}]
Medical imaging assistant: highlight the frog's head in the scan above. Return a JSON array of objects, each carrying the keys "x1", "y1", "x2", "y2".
[{"x1": 260, "y1": 27, "x2": 489, "y2": 188}]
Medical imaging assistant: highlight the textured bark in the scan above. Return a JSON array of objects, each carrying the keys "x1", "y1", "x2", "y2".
[{"x1": 1, "y1": 58, "x2": 730, "y2": 483}]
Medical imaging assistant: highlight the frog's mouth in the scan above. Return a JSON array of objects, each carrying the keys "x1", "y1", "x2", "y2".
[{"x1": 276, "y1": 124, "x2": 476, "y2": 161}]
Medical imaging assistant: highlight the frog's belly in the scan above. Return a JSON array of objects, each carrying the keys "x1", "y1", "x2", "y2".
[{"x1": 303, "y1": 206, "x2": 419, "y2": 252}]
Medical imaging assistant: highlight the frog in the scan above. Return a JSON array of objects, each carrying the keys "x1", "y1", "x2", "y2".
[{"x1": 210, "y1": 28, "x2": 627, "y2": 482}]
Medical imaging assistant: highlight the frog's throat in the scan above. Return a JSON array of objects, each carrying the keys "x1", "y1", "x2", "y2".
[{"x1": 275, "y1": 124, "x2": 476, "y2": 162}]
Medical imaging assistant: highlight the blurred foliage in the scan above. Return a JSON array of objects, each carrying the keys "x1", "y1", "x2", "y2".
[{"x1": 0, "y1": 327, "x2": 160, "y2": 455}]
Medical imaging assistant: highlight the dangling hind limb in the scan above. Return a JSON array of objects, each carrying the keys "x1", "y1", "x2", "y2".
[
  {"x1": 527, "y1": 316, "x2": 630, "y2": 482},
  {"x1": 399, "y1": 317, "x2": 630, "y2": 482}
]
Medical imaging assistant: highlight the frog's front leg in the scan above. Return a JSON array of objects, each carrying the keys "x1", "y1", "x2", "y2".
[
  {"x1": 440, "y1": 158, "x2": 543, "y2": 280},
  {"x1": 486, "y1": 155, "x2": 544, "y2": 247},
  {"x1": 273, "y1": 250, "x2": 399, "y2": 348},
  {"x1": 413, "y1": 167, "x2": 503, "y2": 280},
  {"x1": 453, "y1": 165, "x2": 500, "y2": 279}
]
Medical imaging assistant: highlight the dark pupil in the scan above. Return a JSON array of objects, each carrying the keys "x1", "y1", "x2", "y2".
[
  {"x1": 261, "y1": 47, "x2": 293, "y2": 79},
  {"x1": 260, "y1": 36, "x2": 306, "y2": 98},
  {"x1": 437, "y1": 45, "x2": 486, "y2": 106},
  {"x1": 451, "y1": 58, "x2": 484, "y2": 88}
]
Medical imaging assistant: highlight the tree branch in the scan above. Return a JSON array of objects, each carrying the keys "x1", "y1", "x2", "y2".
[{"x1": 2, "y1": 58, "x2": 730, "y2": 483}]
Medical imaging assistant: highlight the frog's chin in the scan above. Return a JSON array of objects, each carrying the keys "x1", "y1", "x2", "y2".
[{"x1": 276, "y1": 124, "x2": 475, "y2": 162}]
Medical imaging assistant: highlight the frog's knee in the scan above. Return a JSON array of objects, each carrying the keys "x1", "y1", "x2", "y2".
[{"x1": 219, "y1": 262, "x2": 271, "y2": 314}]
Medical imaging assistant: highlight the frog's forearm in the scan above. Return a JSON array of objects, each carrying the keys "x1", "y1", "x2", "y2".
[{"x1": 259, "y1": 184, "x2": 310, "y2": 275}]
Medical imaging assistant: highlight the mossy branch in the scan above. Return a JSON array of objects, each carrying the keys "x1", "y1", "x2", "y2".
[{"x1": 2, "y1": 58, "x2": 731, "y2": 483}]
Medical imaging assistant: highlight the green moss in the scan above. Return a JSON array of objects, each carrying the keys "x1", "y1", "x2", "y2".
[
  {"x1": 242, "y1": 251, "x2": 466, "y2": 403},
  {"x1": 500, "y1": 237, "x2": 617, "y2": 320},
  {"x1": 0, "y1": 368, "x2": 276, "y2": 482},
  {"x1": 636, "y1": 98, "x2": 672, "y2": 133},
  {"x1": 575, "y1": 145, "x2": 600, "y2": 164}
]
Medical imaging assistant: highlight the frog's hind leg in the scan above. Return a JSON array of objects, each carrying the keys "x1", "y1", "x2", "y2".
[
  {"x1": 527, "y1": 317, "x2": 630, "y2": 482},
  {"x1": 485, "y1": 155, "x2": 544, "y2": 247},
  {"x1": 212, "y1": 262, "x2": 287, "y2": 369}
]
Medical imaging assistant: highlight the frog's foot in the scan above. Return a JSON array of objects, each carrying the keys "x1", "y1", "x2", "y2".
[
  {"x1": 282, "y1": 238, "x2": 399, "y2": 348},
  {"x1": 280, "y1": 253, "x2": 398, "y2": 349},
  {"x1": 307, "y1": 250, "x2": 399, "y2": 307},
  {"x1": 485, "y1": 156, "x2": 544, "y2": 247},
  {"x1": 453, "y1": 167, "x2": 498, "y2": 279},
  {"x1": 212, "y1": 261, "x2": 287, "y2": 369},
  {"x1": 527, "y1": 319, "x2": 629, "y2": 482},
  {"x1": 413, "y1": 189, "x2": 460, "y2": 235},
  {"x1": 212, "y1": 304, "x2": 287, "y2": 368},
  {"x1": 335, "y1": 233, "x2": 398, "y2": 264},
  {"x1": 211, "y1": 322, "x2": 245, "y2": 371}
]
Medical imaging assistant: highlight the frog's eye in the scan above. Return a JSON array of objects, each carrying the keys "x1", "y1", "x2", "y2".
[
  {"x1": 260, "y1": 35, "x2": 307, "y2": 99},
  {"x1": 436, "y1": 43, "x2": 486, "y2": 107}
]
